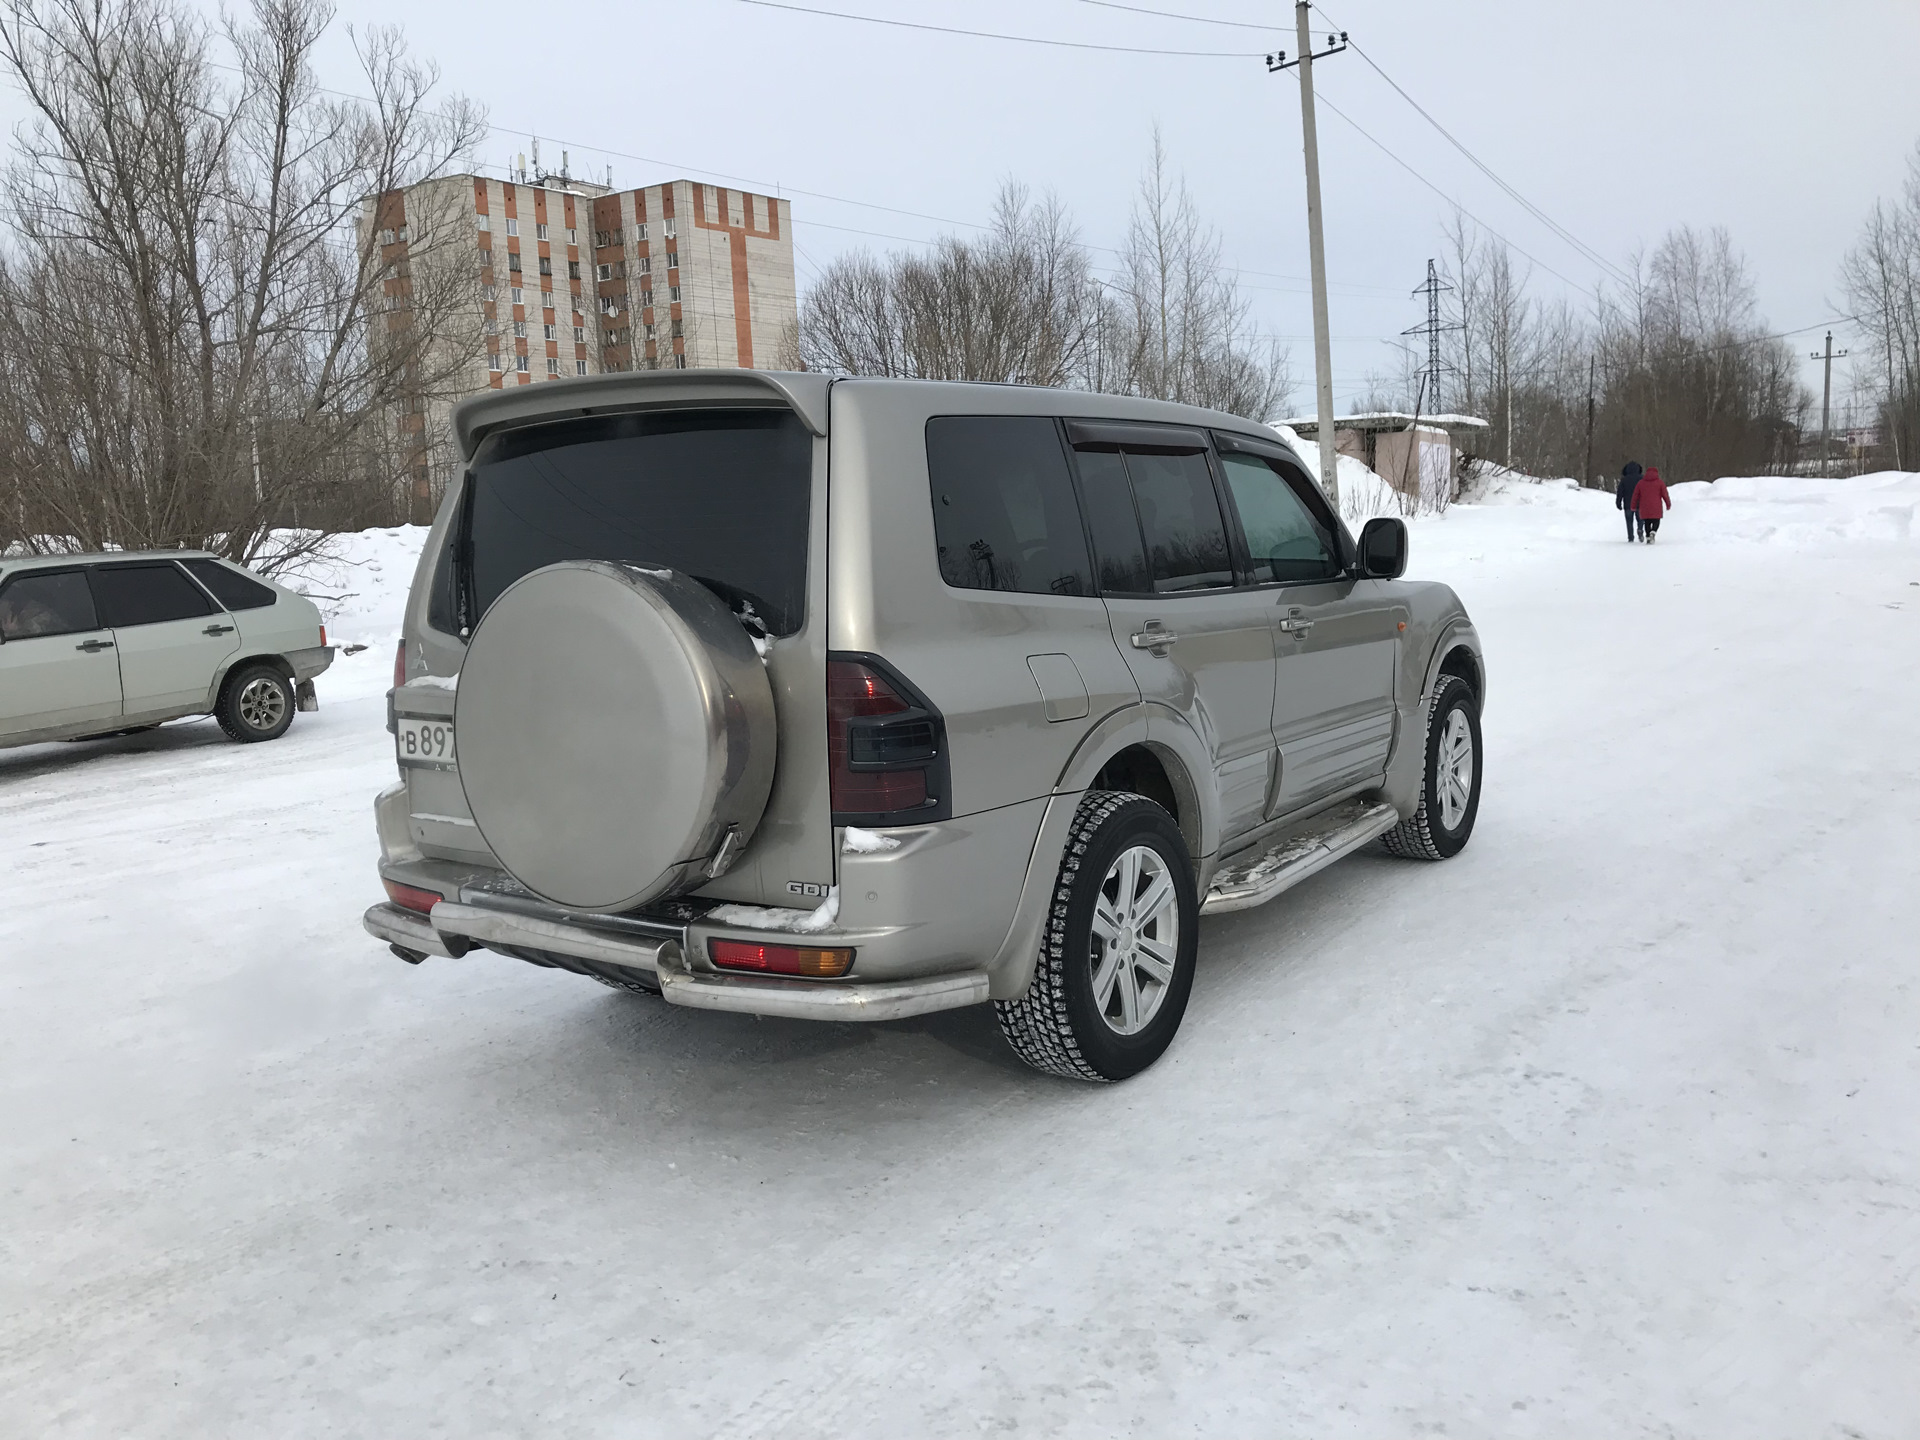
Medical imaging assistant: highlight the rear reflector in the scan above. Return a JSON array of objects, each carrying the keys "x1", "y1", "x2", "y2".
[
  {"x1": 383, "y1": 879, "x2": 442, "y2": 914},
  {"x1": 709, "y1": 939, "x2": 854, "y2": 979},
  {"x1": 393, "y1": 639, "x2": 406, "y2": 690}
]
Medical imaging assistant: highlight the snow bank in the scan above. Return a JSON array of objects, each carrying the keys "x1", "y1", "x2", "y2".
[{"x1": 274, "y1": 526, "x2": 429, "y2": 701}]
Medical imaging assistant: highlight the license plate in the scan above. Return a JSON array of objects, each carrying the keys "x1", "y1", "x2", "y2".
[{"x1": 396, "y1": 715, "x2": 456, "y2": 769}]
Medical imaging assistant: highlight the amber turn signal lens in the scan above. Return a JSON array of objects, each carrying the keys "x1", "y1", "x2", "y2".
[
  {"x1": 709, "y1": 939, "x2": 855, "y2": 978},
  {"x1": 383, "y1": 879, "x2": 442, "y2": 914}
]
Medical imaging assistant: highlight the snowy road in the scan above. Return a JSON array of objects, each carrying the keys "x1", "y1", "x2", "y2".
[{"x1": 3, "y1": 481, "x2": 1917, "y2": 1437}]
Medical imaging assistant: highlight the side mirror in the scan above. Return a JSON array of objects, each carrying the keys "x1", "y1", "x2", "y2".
[{"x1": 1357, "y1": 517, "x2": 1408, "y2": 579}]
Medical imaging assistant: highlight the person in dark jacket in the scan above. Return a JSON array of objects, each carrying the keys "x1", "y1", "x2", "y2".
[
  {"x1": 1616, "y1": 461, "x2": 1644, "y2": 541},
  {"x1": 1632, "y1": 465, "x2": 1672, "y2": 542}
]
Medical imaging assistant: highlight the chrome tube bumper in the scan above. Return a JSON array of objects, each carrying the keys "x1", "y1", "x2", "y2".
[{"x1": 360, "y1": 901, "x2": 990, "y2": 1022}]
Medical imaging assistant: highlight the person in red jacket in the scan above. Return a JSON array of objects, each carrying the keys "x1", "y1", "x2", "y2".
[{"x1": 1632, "y1": 465, "x2": 1672, "y2": 542}]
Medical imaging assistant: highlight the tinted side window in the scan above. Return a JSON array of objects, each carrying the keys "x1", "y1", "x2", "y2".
[
  {"x1": 0, "y1": 570, "x2": 99, "y2": 640},
  {"x1": 1125, "y1": 451, "x2": 1233, "y2": 593},
  {"x1": 183, "y1": 558, "x2": 276, "y2": 610},
  {"x1": 1219, "y1": 454, "x2": 1341, "y2": 583},
  {"x1": 90, "y1": 563, "x2": 215, "y2": 628},
  {"x1": 1072, "y1": 450, "x2": 1152, "y2": 595},
  {"x1": 926, "y1": 417, "x2": 1092, "y2": 597}
]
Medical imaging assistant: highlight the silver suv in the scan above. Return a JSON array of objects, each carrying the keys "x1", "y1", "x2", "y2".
[
  {"x1": 0, "y1": 551, "x2": 333, "y2": 749},
  {"x1": 363, "y1": 372, "x2": 1485, "y2": 1081}
]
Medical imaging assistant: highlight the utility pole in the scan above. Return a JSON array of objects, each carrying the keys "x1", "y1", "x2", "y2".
[
  {"x1": 1268, "y1": 9, "x2": 1347, "y2": 507},
  {"x1": 1402, "y1": 259, "x2": 1459, "y2": 414},
  {"x1": 1582, "y1": 355, "x2": 1596, "y2": 488},
  {"x1": 1809, "y1": 330, "x2": 1848, "y2": 478}
]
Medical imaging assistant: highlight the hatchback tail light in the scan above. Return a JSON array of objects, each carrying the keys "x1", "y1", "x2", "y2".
[
  {"x1": 393, "y1": 638, "x2": 406, "y2": 689},
  {"x1": 319, "y1": 625, "x2": 328, "y2": 648},
  {"x1": 826, "y1": 655, "x2": 948, "y2": 824}
]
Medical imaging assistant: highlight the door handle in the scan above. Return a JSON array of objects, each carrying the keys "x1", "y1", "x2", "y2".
[
  {"x1": 76, "y1": 639, "x2": 115, "y2": 652},
  {"x1": 1278, "y1": 611, "x2": 1314, "y2": 637},
  {"x1": 203, "y1": 624, "x2": 236, "y2": 636},
  {"x1": 1129, "y1": 623, "x2": 1178, "y2": 654}
]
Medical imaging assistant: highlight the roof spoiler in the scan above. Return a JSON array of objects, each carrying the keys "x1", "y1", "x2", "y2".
[{"x1": 453, "y1": 370, "x2": 833, "y2": 459}]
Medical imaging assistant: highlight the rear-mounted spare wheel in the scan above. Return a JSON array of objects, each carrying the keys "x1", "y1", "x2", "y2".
[{"x1": 454, "y1": 560, "x2": 775, "y2": 913}]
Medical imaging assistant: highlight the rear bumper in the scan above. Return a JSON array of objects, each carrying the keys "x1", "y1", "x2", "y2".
[
  {"x1": 361, "y1": 899, "x2": 989, "y2": 1022},
  {"x1": 286, "y1": 645, "x2": 334, "y2": 682}
]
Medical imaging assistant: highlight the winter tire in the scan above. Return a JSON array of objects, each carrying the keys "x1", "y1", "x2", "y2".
[
  {"x1": 216, "y1": 663, "x2": 295, "y2": 743},
  {"x1": 1380, "y1": 673, "x2": 1482, "y2": 861},
  {"x1": 995, "y1": 790, "x2": 1200, "y2": 1083}
]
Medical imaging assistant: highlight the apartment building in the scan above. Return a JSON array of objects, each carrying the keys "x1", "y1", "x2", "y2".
[{"x1": 365, "y1": 169, "x2": 797, "y2": 521}]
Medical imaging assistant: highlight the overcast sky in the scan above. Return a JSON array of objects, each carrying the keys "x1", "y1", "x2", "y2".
[{"x1": 13, "y1": 0, "x2": 1920, "y2": 413}]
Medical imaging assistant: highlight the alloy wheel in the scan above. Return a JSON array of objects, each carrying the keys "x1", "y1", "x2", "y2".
[
  {"x1": 237, "y1": 676, "x2": 287, "y2": 732},
  {"x1": 1088, "y1": 844, "x2": 1181, "y2": 1036},
  {"x1": 1436, "y1": 707, "x2": 1475, "y2": 829}
]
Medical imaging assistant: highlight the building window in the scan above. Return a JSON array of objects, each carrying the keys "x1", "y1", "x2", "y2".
[
  {"x1": 482, "y1": 283, "x2": 498, "y2": 302},
  {"x1": 674, "y1": 353, "x2": 687, "y2": 369},
  {"x1": 515, "y1": 354, "x2": 529, "y2": 372},
  {"x1": 640, "y1": 289, "x2": 653, "y2": 308},
  {"x1": 644, "y1": 323, "x2": 656, "y2": 341},
  {"x1": 510, "y1": 286, "x2": 523, "y2": 305},
  {"x1": 536, "y1": 222, "x2": 549, "y2": 240},
  {"x1": 380, "y1": 227, "x2": 394, "y2": 245},
  {"x1": 670, "y1": 286, "x2": 681, "y2": 303},
  {"x1": 475, "y1": 212, "x2": 488, "y2": 229},
  {"x1": 664, "y1": 219, "x2": 676, "y2": 238},
  {"x1": 484, "y1": 318, "x2": 497, "y2": 335},
  {"x1": 538, "y1": 257, "x2": 552, "y2": 276},
  {"x1": 665, "y1": 250, "x2": 677, "y2": 270},
  {"x1": 541, "y1": 289, "x2": 554, "y2": 311},
  {"x1": 567, "y1": 260, "x2": 581, "y2": 279},
  {"x1": 576, "y1": 360, "x2": 588, "y2": 375},
  {"x1": 637, "y1": 256, "x2": 650, "y2": 275},
  {"x1": 547, "y1": 357, "x2": 559, "y2": 375},
  {"x1": 488, "y1": 353, "x2": 501, "y2": 371},
  {"x1": 505, "y1": 218, "x2": 518, "y2": 236},
  {"x1": 543, "y1": 323, "x2": 556, "y2": 340},
  {"x1": 507, "y1": 254, "x2": 522, "y2": 274},
  {"x1": 573, "y1": 325, "x2": 585, "y2": 343},
  {"x1": 566, "y1": 227, "x2": 577, "y2": 245},
  {"x1": 513, "y1": 320, "x2": 526, "y2": 338}
]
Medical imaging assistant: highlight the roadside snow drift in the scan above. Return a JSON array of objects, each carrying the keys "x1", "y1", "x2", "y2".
[{"x1": 2, "y1": 473, "x2": 1917, "y2": 1437}]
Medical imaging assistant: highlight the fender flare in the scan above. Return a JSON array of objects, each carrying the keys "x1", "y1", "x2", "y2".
[{"x1": 1421, "y1": 620, "x2": 1485, "y2": 712}]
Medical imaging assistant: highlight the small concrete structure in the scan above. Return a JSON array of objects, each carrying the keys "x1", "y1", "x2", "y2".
[{"x1": 1285, "y1": 412, "x2": 1492, "y2": 501}]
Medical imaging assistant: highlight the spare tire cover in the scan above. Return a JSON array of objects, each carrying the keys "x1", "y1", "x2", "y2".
[{"x1": 455, "y1": 561, "x2": 775, "y2": 913}]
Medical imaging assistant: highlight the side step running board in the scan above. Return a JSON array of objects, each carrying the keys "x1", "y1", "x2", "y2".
[{"x1": 1201, "y1": 799, "x2": 1401, "y2": 915}]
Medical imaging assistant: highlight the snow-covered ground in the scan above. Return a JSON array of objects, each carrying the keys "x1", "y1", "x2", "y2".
[{"x1": 3, "y1": 474, "x2": 1917, "y2": 1437}]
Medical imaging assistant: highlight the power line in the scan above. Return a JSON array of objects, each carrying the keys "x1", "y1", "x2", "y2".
[
  {"x1": 1310, "y1": 4, "x2": 1633, "y2": 288},
  {"x1": 729, "y1": 0, "x2": 1262, "y2": 56},
  {"x1": 1070, "y1": 0, "x2": 1283, "y2": 31}
]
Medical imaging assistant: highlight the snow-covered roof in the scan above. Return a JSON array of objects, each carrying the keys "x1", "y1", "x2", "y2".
[{"x1": 1285, "y1": 411, "x2": 1491, "y2": 434}]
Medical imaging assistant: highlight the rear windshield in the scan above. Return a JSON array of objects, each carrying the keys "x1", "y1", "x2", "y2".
[{"x1": 450, "y1": 408, "x2": 813, "y2": 636}]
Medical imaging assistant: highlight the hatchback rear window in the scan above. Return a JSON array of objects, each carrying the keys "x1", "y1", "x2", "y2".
[
  {"x1": 183, "y1": 558, "x2": 278, "y2": 611},
  {"x1": 453, "y1": 409, "x2": 813, "y2": 635}
]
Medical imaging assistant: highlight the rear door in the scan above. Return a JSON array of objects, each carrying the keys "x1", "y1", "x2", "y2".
[
  {"x1": 1213, "y1": 439, "x2": 1402, "y2": 815},
  {"x1": 1068, "y1": 422, "x2": 1278, "y2": 844},
  {"x1": 0, "y1": 567, "x2": 123, "y2": 740},
  {"x1": 88, "y1": 561, "x2": 241, "y2": 717}
]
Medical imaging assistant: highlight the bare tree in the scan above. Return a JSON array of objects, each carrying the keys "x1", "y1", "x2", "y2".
[
  {"x1": 1840, "y1": 141, "x2": 1920, "y2": 471},
  {"x1": 0, "y1": 0, "x2": 484, "y2": 566},
  {"x1": 800, "y1": 182, "x2": 1103, "y2": 388},
  {"x1": 1105, "y1": 130, "x2": 1292, "y2": 421}
]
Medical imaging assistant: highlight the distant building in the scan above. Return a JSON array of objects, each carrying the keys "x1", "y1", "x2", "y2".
[
  {"x1": 362, "y1": 166, "x2": 797, "y2": 522},
  {"x1": 1284, "y1": 411, "x2": 1492, "y2": 502}
]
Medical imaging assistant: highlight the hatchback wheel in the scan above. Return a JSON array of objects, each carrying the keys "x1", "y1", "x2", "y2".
[
  {"x1": 995, "y1": 791, "x2": 1199, "y2": 1082},
  {"x1": 217, "y1": 663, "x2": 295, "y2": 743}
]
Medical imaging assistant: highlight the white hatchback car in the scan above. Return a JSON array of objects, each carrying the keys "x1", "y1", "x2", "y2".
[{"x1": 0, "y1": 551, "x2": 334, "y2": 749}]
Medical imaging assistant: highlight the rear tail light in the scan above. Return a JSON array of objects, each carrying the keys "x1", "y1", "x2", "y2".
[
  {"x1": 709, "y1": 939, "x2": 854, "y2": 978},
  {"x1": 383, "y1": 879, "x2": 442, "y2": 914},
  {"x1": 393, "y1": 639, "x2": 407, "y2": 689},
  {"x1": 319, "y1": 624, "x2": 328, "y2": 648},
  {"x1": 826, "y1": 656, "x2": 947, "y2": 823}
]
